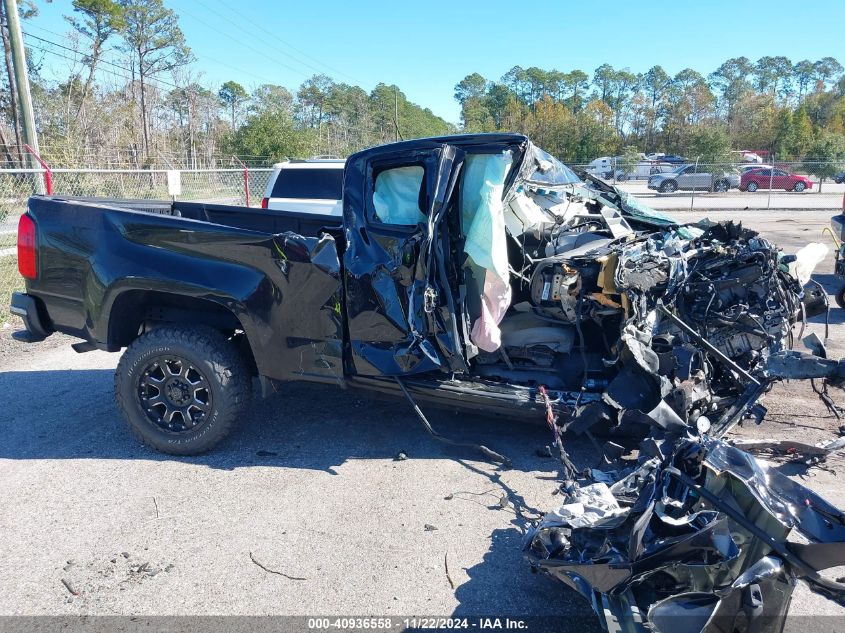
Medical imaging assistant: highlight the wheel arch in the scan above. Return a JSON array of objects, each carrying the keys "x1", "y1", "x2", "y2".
[{"x1": 106, "y1": 289, "x2": 258, "y2": 374}]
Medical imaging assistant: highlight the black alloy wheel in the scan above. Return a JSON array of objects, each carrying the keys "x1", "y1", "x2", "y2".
[{"x1": 137, "y1": 355, "x2": 213, "y2": 433}]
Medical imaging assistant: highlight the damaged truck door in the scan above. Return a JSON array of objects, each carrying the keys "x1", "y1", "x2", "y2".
[
  {"x1": 342, "y1": 138, "x2": 526, "y2": 378},
  {"x1": 342, "y1": 143, "x2": 467, "y2": 375}
]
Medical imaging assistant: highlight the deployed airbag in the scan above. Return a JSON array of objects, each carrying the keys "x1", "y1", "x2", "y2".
[
  {"x1": 461, "y1": 151, "x2": 514, "y2": 352},
  {"x1": 372, "y1": 165, "x2": 425, "y2": 225}
]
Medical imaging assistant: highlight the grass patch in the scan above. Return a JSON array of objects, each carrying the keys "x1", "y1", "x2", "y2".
[{"x1": 0, "y1": 255, "x2": 22, "y2": 324}]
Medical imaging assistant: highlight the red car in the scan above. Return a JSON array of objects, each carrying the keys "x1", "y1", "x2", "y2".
[{"x1": 740, "y1": 168, "x2": 813, "y2": 192}]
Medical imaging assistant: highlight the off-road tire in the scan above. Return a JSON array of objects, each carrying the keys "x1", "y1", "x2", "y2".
[{"x1": 115, "y1": 325, "x2": 251, "y2": 455}]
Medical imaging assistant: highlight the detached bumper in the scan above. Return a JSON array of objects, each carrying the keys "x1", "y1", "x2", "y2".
[{"x1": 10, "y1": 292, "x2": 51, "y2": 342}]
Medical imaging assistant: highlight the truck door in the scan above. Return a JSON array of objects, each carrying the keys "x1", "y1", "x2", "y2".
[{"x1": 342, "y1": 144, "x2": 467, "y2": 376}]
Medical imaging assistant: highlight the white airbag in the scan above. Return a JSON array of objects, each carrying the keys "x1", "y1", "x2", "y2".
[
  {"x1": 461, "y1": 152, "x2": 514, "y2": 352},
  {"x1": 373, "y1": 165, "x2": 425, "y2": 225}
]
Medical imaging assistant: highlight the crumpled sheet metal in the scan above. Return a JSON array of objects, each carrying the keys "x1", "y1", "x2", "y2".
[
  {"x1": 647, "y1": 556, "x2": 795, "y2": 633},
  {"x1": 703, "y1": 439, "x2": 845, "y2": 543},
  {"x1": 514, "y1": 181, "x2": 845, "y2": 631},
  {"x1": 525, "y1": 438, "x2": 845, "y2": 633},
  {"x1": 542, "y1": 483, "x2": 627, "y2": 529}
]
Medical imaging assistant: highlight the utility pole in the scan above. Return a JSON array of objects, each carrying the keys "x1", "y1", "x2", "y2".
[
  {"x1": 393, "y1": 86, "x2": 403, "y2": 142},
  {"x1": 3, "y1": 0, "x2": 43, "y2": 193}
]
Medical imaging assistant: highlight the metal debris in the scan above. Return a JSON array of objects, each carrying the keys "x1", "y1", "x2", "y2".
[
  {"x1": 509, "y1": 173, "x2": 845, "y2": 631},
  {"x1": 526, "y1": 437, "x2": 845, "y2": 633},
  {"x1": 729, "y1": 438, "x2": 833, "y2": 465}
]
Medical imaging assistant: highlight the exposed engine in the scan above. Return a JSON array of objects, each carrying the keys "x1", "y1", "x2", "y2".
[
  {"x1": 471, "y1": 175, "x2": 828, "y2": 439},
  {"x1": 482, "y1": 177, "x2": 845, "y2": 633}
]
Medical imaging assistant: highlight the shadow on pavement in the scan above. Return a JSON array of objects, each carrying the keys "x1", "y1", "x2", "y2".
[
  {"x1": 0, "y1": 367, "x2": 597, "y2": 476},
  {"x1": 451, "y1": 526, "x2": 601, "y2": 632},
  {"x1": 0, "y1": 368, "x2": 603, "y2": 626}
]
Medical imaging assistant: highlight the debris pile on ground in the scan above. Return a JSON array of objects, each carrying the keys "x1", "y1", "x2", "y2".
[{"x1": 513, "y1": 173, "x2": 845, "y2": 632}]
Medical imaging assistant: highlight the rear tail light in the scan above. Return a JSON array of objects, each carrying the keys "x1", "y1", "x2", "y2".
[
  {"x1": 260, "y1": 197, "x2": 268, "y2": 209},
  {"x1": 18, "y1": 214, "x2": 37, "y2": 279}
]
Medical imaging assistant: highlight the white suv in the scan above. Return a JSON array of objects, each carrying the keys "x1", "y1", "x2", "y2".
[{"x1": 261, "y1": 158, "x2": 345, "y2": 216}]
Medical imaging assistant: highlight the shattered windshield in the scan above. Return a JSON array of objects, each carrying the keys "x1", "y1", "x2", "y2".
[{"x1": 518, "y1": 143, "x2": 580, "y2": 188}]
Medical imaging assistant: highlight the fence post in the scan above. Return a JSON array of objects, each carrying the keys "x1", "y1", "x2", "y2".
[
  {"x1": 232, "y1": 155, "x2": 249, "y2": 207},
  {"x1": 23, "y1": 144, "x2": 51, "y2": 195},
  {"x1": 767, "y1": 154, "x2": 774, "y2": 210},
  {"x1": 690, "y1": 157, "x2": 699, "y2": 212}
]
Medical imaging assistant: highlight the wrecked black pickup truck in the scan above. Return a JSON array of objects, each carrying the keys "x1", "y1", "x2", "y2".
[
  {"x1": 10, "y1": 133, "x2": 842, "y2": 456},
  {"x1": 12, "y1": 133, "x2": 845, "y2": 629}
]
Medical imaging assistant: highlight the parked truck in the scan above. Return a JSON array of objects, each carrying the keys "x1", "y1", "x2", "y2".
[{"x1": 10, "y1": 133, "x2": 833, "y2": 456}]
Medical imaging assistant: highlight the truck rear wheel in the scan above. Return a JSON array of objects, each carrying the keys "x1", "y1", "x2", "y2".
[{"x1": 115, "y1": 325, "x2": 251, "y2": 455}]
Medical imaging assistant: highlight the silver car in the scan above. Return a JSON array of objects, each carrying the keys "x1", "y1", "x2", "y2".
[{"x1": 648, "y1": 164, "x2": 740, "y2": 193}]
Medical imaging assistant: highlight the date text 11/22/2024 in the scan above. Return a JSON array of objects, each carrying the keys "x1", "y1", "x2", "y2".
[{"x1": 306, "y1": 618, "x2": 529, "y2": 630}]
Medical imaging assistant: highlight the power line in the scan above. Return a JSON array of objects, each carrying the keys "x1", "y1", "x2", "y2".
[
  {"x1": 24, "y1": 9, "x2": 363, "y2": 94},
  {"x1": 185, "y1": 50, "x2": 284, "y2": 86},
  {"x1": 174, "y1": 5, "x2": 312, "y2": 81},
  {"x1": 23, "y1": 22, "x2": 130, "y2": 64},
  {"x1": 202, "y1": 0, "x2": 361, "y2": 84},
  {"x1": 24, "y1": 28, "x2": 284, "y2": 93},
  {"x1": 23, "y1": 31, "x2": 182, "y2": 91},
  {"x1": 27, "y1": 42, "x2": 129, "y2": 85}
]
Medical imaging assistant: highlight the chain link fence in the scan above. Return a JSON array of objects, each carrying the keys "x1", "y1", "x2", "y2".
[
  {"x1": 0, "y1": 168, "x2": 274, "y2": 223},
  {"x1": 0, "y1": 168, "x2": 274, "y2": 322}
]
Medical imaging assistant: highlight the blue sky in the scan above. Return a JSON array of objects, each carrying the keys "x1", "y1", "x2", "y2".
[{"x1": 22, "y1": 0, "x2": 845, "y2": 124}]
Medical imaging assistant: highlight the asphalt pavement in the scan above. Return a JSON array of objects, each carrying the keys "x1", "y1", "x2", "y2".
[{"x1": 1, "y1": 209, "x2": 844, "y2": 630}]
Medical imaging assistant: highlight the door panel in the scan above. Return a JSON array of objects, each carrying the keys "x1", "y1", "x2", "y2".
[{"x1": 342, "y1": 144, "x2": 466, "y2": 376}]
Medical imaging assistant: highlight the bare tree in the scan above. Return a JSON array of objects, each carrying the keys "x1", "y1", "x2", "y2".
[
  {"x1": 66, "y1": 0, "x2": 126, "y2": 119},
  {"x1": 119, "y1": 0, "x2": 192, "y2": 159}
]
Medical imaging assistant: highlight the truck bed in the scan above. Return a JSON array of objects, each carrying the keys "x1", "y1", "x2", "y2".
[
  {"x1": 48, "y1": 195, "x2": 344, "y2": 237},
  {"x1": 16, "y1": 195, "x2": 346, "y2": 384}
]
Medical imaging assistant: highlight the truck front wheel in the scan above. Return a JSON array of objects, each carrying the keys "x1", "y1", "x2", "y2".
[{"x1": 115, "y1": 325, "x2": 251, "y2": 455}]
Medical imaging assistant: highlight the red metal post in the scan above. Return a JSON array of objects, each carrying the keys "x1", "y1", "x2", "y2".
[
  {"x1": 243, "y1": 168, "x2": 250, "y2": 207},
  {"x1": 23, "y1": 144, "x2": 52, "y2": 195}
]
